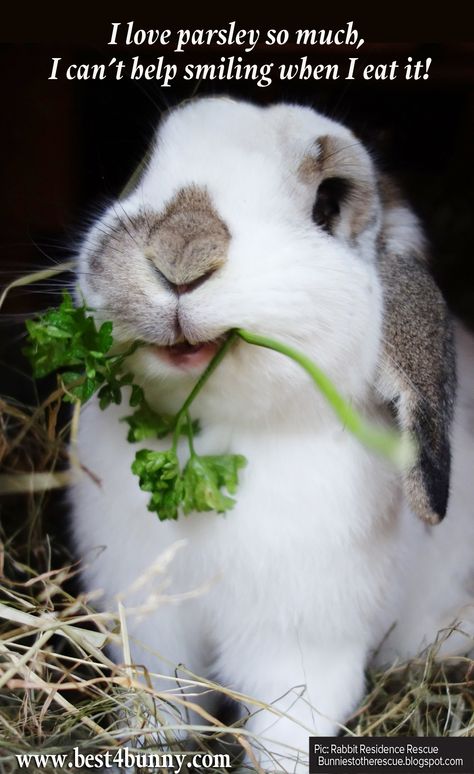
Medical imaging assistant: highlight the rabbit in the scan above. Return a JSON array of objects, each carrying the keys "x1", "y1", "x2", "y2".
[{"x1": 71, "y1": 97, "x2": 474, "y2": 771}]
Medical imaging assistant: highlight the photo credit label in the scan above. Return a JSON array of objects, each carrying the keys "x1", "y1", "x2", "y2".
[{"x1": 309, "y1": 737, "x2": 473, "y2": 773}]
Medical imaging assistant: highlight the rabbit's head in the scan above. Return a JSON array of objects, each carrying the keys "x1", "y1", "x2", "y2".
[{"x1": 78, "y1": 97, "x2": 455, "y2": 524}]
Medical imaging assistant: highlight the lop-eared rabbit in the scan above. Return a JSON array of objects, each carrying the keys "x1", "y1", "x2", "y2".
[{"x1": 72, "y1": 98, "x2": 474, "y2": 771}]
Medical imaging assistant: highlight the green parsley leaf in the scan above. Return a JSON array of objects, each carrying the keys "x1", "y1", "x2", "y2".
[
  {"x1": 123, "y1": 402, "x2": 177, "y2": 443},
  {"x1": 24, "y1": 292, "x2": 116, "y2": 381},
  {"x1": 130, "y1": 448, "x2": 246, "y2": 520},
  {"x1": 131, "y1": 449, "x2": 183, "y2": 521},
  {"x1": 123, "y1": 402, "x2": 200, "y2": 444},
  {"x1": 24, "y1": 292, "x2": 149, "y2": 412},
  {"x1": 182, "y1": 454, "x2": 247, "y2": 514}
]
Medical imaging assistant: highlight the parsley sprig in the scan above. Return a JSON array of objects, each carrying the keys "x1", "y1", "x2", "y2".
[
  {"x1": 24, "y1": 292, "x2": 415, "y2": 522},
  {"x1": 24, "y1": 292, "x2": 247, "y2": 520},
  {"x1": 128, "y1": 332, "x2": 246, "y2": 520},
  {"x1": 235, "y1": 329, "x2": 415, "y2": 469},
  {"x1": 24, "y1": 292, "x2": 142, "y2": 408}
]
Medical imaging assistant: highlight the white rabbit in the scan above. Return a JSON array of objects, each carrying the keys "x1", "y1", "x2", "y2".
[{"x1": 72, "y1": 97, "x2": 474, "y2": 771}]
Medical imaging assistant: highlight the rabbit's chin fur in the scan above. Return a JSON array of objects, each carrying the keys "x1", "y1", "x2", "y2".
[{"x1": 72, "y1": 98, "x2": 474, "y2": 771}]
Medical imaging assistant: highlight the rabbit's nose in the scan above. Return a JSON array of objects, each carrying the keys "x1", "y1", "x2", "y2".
[{"x1": 147, "y1": 184, "x2": 230, "y2": 291}]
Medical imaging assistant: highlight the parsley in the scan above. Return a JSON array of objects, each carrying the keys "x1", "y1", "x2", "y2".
[
  {"x1": 182, "y1": 454, "x2": 247, "y2": 513},
  {"x1": 132, "y1": 446, "x2": 246, "y2": 521},
  {"x1": 123, "y1": 403, "x2": 177, "y2": 443},
  {"x1": 24, "y1": 294, "x2": 414, "y2": 522},
  {"x1": 235, "y1": 329, "x2": 415, "y2": 469},
  {"x1": 24, "y1": 294, "x2": 246, "y2": 520},
  {"x1": 24, "y1": 292, "x2": 140, "y2": 407},
  {"x1": 131, "y1": 449, "x2": 183, "y2": 521},
  {"x1": 123, "y1": 401, "x2": 200, "y2": 443}
]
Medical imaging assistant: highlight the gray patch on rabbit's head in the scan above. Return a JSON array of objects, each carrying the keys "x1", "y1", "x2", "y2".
[
  {"x1": 377, "y1": 248, "x2": 456, "y2": 524},
  {"x1": 298, "y1": 134, "x2": 378, "y2": 242}
]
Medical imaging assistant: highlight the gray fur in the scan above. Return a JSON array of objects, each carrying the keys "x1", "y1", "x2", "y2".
[
  {"x1": 377, "y1": 247, "x2": 456, "y2": 524},
  {"x1": 298, "y1": 134, "x2": 378, "y2": 240}
]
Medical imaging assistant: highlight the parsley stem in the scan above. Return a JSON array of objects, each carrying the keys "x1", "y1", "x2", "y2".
[
  {"x1": 173, "y1": 331, "x2": 239, "y2": 428},
  {"x1": 172, "y1": 414, "x2": 184, "y2": 452},
  {"x1": 235, "y1": 328, "x2": 416, "y2": 469},
  {"x1": 106, "y1": 339, "x2": 144, "y2": 363},
  {"x1": 185, "y1": 411, "x2": 196, "y2": 457}
]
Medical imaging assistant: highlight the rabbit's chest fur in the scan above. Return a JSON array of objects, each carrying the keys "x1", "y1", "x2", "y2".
[{"x1": 74, "y1": 396, "x2": 402, "y2": 661}]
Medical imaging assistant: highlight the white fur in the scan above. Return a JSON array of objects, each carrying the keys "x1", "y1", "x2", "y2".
[{"x1": 72, "y1": 98, "x2": 474, "y2": 772}]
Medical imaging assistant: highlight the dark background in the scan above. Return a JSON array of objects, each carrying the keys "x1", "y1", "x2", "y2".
[{"x1": 1, "y1": 13, "x2": 474, "y2": 402}]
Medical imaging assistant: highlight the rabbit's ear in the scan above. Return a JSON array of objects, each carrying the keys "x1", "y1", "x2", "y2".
[
  {"x1": 376, "y1": 189, "x2": 456, "y2": 525},
  {"x1": 303, "y1": 139, "x2": 456, "y2": 524}
]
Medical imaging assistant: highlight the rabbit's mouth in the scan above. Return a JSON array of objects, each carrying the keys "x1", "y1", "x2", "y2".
[{"x1": 151, "y1": 339, "x2": 222, "y2": 369}]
